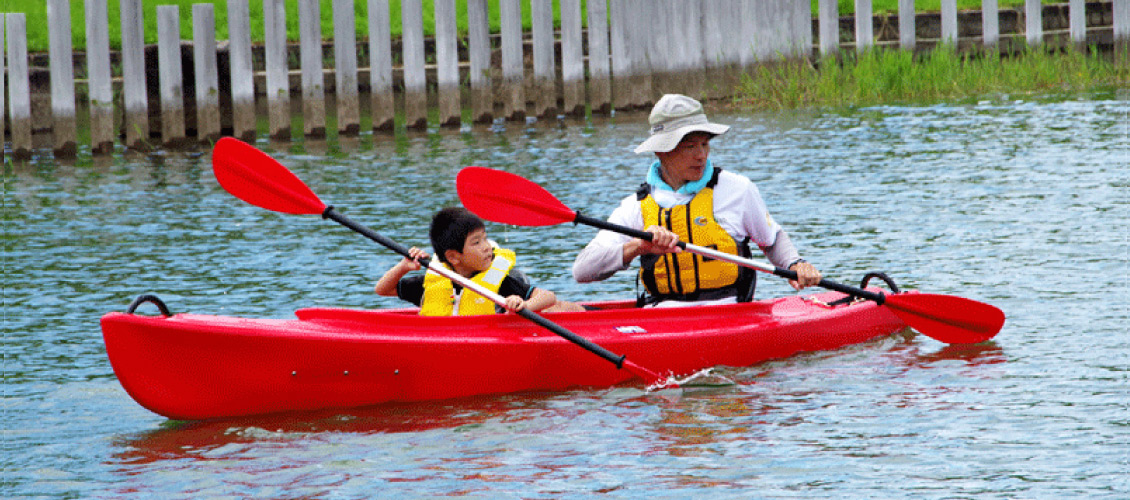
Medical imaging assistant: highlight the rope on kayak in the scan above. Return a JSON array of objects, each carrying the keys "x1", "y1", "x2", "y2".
[
  {"x1": 126, "y1": 294, "x2": 171, "y2": 316},
  {"x1": 826, "y1": 272, "x2": 901, "y2": 306}
]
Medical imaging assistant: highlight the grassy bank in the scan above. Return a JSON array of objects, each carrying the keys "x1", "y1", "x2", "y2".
[
  {"x1": 2, "y1": 0, "x2": 1040, "y2": 53},
  {"x1": 735, "y1": 47, "x2": 1128, "y2": 110}
]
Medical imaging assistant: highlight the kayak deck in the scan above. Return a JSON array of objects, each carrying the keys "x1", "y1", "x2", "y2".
[{"x1": 101, "y1": 289, "x2": 909, "y2": 420}]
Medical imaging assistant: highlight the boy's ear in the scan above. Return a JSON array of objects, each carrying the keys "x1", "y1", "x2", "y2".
[{"x1": 444, "y1": 249, "x2": 462, "y2": 266}]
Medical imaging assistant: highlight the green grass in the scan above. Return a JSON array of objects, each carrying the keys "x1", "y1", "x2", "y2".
[
  {"x1": 735, "y1": 46, "x2": 1128, "y2": 110},
  {"x1": 1, "y1": 0, "x2": 1046, "y2": 53},
  {"x1": 0, "y1": 0, "x2": 567, "y2": 53}
]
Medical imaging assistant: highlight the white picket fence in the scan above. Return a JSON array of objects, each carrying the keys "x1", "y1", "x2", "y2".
[{"x1": 2, "y1": 0, "x2": 1128, "y2": 159}]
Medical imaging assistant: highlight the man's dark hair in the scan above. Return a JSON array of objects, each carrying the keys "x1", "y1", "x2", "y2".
[{"x1": 429, "y1": 207, "x2": 485, "y2": 264}]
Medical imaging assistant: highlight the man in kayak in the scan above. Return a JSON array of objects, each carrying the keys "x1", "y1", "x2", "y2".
[
  {"x1": 377, "y1": 207, "x2": 584, "y2": 315},
  {"x1": 572, "y1": 94, "x2": 822, "y2": 307}
]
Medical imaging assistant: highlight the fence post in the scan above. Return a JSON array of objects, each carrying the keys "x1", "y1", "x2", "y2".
[
  {"x1": 333, "y1": 0, "x2": 361, "y2": 134},
  {"x1": 855, "y1": 0, "x2": 873, "y2": 52},
  {"x1": 630, "y1": 0, "x2": 651, "y2": 108},
  {"x1": 1116, "y1": 0, "x2": 1130, "y2": 48},
  {"x1": 1025, "y1": 0, "x2": 1043, "y2": 46},
  {"x1": 681, "y1": 0, "x2": 704, "y2": 97},
  {"x1": 942, "y1": 0, "x2": 958, "y2": 45},
  {"x1": 435, "y1": 0, "x2": 460, "y2": 127},
  {"x1": 500, "y1": 0, "x2": 526, "y2": 121},
  {"x1": 587, "y1": 0, "x2": 611, "y2": 114},
  {"x1": 86, "y1": 0, "x2": 114, "y2": 154},
  {"x1": 47, "y1": 0, "x2": 77, "y2": 156},
  {"x1": 1069, "y1": 0, "x2": 1086, "y2": 49},
  {"x1": 157, "y1": 5, "x2": 186, "y2": 145},
  {"x1": 1, "y1": 14, "x2": 5, "y2": 160},
  {"x1": 775, "y1": 0, "x2": 794, "y2": 59},
  {"x1": 699, "y1": 0, "x2": 723, "y2": 99},
  {"x1": 263, "y1": 0, "x2": 290, "y2": 140},
  {"x1": 531, "y1": 0, "x2": 557, "y2": 119},
  {"x1": 228, "y1": 0, "x2": 256, "y2": 141},
  {"x1": 720, "y1": 0, "x2": 742, "y2": 70},
  {"x1": 649, "y1": 1, "x2": 671, "y2": 94},
  {"x1": 750, "y1": 0, "x2": 769, "y2": 61},
  {"x1": 299, "y1": 0, "x2": 327, "y2": 137},
  {"x1": 560, "y1": 0, "x2": 584, "y2": 117},
  {"x1": 193, "y1": 4, "x2": 221, "y2": 142},
  {"x1": 793, "y1": 0, "x2": 813, "y2": 58},
  {"x1": 899, "y1": 0, "x2": 915, "y2": 50},
  {"x1": 368, "y1": 0, "x2": 395, "y2": 131},
  {"x1": 6, "y1": 14, "x2": 31, "y2": 159},
  {"x1": 120, "y1": 0, "x2": 149, "y2": 149},
  {"x1": 738, "y1": 0, "x2": 756, "y2": 70},
  {"x1": 775, "y1": 0, "x2": 791, "y2": 58},
  {"x1": 467, "y1": 0, "x2": 493, "y2": 123},
  {"x1": 610, "y1": 0, "x2": 632, "y2": 109},
  {"x1": 402, "y1": 0, "x2": 428, "y2": 129},
  {"x1": 983, "y1": 0, "x2": 1000, "y2": 49},
  {"x1": 819, "y1": 0, "x2": 839, "y2": 55}
]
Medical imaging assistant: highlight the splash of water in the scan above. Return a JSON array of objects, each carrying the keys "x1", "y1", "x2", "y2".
[{"x1": 645, "y1": 367, "x2": 736, "y2": 392}]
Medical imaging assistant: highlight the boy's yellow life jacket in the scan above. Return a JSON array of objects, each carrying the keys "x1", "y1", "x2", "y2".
[
  {"x1": 419, "y1": 247, "x2": 517, "y2": 316},
  {"x1": 637, "y1": 169, "x2": 746, "y2": 300}
]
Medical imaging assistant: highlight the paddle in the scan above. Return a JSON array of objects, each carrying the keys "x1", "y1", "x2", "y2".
[
  {"x1": 210, "y1": 138, "x2": 672, "y2": 387},
  {"x1": 456, "y1": 166, "x2": 1005, "y2": 345}
]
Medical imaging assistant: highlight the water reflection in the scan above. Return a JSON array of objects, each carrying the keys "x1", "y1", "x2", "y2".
[
  {"x1": 642, "y1": 334, "x2": 1009, "y2": 460},
  {"x1": 111, "y1": 393, "x2": 560, "y2": 465},
  {"x1": 108, "y1": 336, "x2": 1006, "y2": 476}
]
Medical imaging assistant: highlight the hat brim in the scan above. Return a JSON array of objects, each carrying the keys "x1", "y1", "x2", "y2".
[{"x1": 633, "y1": 123, "x2": 731, "y2": 154}]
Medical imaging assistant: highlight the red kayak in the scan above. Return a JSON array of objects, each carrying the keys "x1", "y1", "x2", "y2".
[{"x1": 101, "y1": 289, "x2": 909, "y2": 420}]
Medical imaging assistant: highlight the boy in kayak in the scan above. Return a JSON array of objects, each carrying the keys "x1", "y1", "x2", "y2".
[
  {"x1": 573, "y1": 94, "x2": 822, "y2": 306},
  {"x1": 377, "y1": 207, "x2": 584, "y2": 315}
]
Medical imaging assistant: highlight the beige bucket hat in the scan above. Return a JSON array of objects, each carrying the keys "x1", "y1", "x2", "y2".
[{"x1": 633, "y1": 94, "x2": 731, "y2": 154}]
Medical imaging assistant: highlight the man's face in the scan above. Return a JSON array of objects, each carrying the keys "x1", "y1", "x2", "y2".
[{"x1": 655, "y1": 132, "x2": 712, "y2": 189}]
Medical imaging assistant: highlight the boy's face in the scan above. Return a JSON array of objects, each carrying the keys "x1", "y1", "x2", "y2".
[{"x1": 450, "y1": 227, "x2": 494, "y2": 272}]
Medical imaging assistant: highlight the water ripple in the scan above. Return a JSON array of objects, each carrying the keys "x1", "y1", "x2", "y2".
[{"x1": 5, "y1": 94, "x2": 1128, "y2": 498}]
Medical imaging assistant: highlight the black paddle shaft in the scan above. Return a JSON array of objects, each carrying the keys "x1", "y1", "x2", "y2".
[
  {"x1": 321, "y1": 207, "x2": 628, "y2": 369},
  {"x1": 323, "y1": 206, "x2": 434, "y2": 268},
  {"x1": 573, "y1": 212, "x2": 887, "y2": 305}
]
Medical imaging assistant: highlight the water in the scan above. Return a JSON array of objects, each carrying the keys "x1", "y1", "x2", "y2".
[{"x1": 6, "y1": 94, "x2": 1128, "y2": 498}]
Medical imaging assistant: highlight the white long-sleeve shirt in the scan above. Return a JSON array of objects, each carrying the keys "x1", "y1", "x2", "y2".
[{"x1": 572, "y1": 169, "x2": 801, "y2": 283}]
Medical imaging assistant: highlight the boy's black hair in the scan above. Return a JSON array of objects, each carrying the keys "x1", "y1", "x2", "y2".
[{"x1": 429, "y1": 207, "x2": 485, "y2": 264}]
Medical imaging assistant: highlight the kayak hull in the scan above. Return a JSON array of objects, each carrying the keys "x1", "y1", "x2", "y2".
[{"x1": 101, "y1": 290, "x2": 909, "y2": 420}]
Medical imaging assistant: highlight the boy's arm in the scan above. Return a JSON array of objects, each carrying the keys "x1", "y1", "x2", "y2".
[
  {"x1": 375, "y1": 247, "x2": 428, "y2": 297},
  {"x1": 524, "y1": 287, "x2": 557, "y2": 312},
  {"x1": 502, "y1": 287, "x2": 556, "y2": 313},
  {"x1": 498, "y1": 268, "x2": 554, "y2": 312}
]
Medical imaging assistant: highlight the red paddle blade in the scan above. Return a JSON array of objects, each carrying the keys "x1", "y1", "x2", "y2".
[
  {"x1": 212, "y1": 137, "x2": 326, "y2": 215},
  {"x1": 621, "y1": 359, "x2": 678, "y2": 389},
  {"x1": 457, "y1": 167, "x2": 577, "y2": 226},
  {"x1": 885, "y1": 293, "x2": 1005, "y2": 344}
]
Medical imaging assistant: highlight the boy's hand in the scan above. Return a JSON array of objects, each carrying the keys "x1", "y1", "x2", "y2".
[
  {"x1": 503, "y1": 295, "x2": 527, "y2": 313},
  {"x1": 401, "y1": 247, "x2": 429, "y2": 271}
]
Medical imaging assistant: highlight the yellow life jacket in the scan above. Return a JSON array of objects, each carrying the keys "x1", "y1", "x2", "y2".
[
  {"x1": 419, "y1": 247, "x2": 517, "y2": 316},
  {"x1": 637, "y1": 168, "x2": 754, "y2": 302}
]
